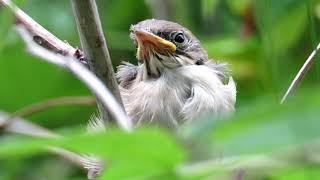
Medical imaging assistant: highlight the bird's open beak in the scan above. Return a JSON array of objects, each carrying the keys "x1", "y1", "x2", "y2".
[{"x1": 134, "y1": 30, "x2": 176, "y2": 60}]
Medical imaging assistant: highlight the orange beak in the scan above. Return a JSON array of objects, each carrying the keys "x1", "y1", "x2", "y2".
[{"x1": 134, "y1": 30, "x2": 176, "y2": 60}]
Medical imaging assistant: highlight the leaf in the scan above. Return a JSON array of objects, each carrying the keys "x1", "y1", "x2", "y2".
[
  {"x1": 208, "y1": 92, "x2": 320, "y2": 156},
  {"x1": 0, "y1": 128, "x2": 185, "y2": 179},
  {"x1": 0, "y1": 136, "x2": 47, "y2": 158},
  {"x1": 178, "y1": 92, "x2": 320, "y2": 179},
  {"x1": 58, "y1": 129, "x2": 185, "y2": 179}
]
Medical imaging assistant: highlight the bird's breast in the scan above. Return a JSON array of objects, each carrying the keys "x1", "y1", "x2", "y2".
[
  {"x1": 120, "y1": 65, "x2": 236, "y2": 128},
  {"x1": 121, "y1": 68, "x2": 190, "y2": 128}
]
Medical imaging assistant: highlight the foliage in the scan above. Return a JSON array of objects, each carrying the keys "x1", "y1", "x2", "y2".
[{"x1": 2, "y1": 0, "x2": 320, "y2": 179}]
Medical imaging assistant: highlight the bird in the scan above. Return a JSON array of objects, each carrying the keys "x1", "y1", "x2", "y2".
[{"x1": 116, "y1": 19, "x2": 236, "y2": 129}]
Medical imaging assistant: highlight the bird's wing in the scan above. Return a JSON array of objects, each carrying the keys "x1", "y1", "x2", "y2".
[{"x1": 116, "y1": 62, "x2": 139, "y2": 89}]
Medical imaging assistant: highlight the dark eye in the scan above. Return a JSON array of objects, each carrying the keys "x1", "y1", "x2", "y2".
[
  {"x1": 174, "y1": 33, "x2": 185, "y2": 44},
  {"x1": 195, "y1": 59, "x2": 204, "y2": 65}
]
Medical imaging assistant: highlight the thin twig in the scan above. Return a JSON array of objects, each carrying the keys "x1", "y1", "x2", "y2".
[
  {"x1": 48, "y1": 146, "x2": 104, "y2": 179},
  {"x1": 48, "y1": 146, "x2": 88, "y2": 168},
  {"x1": 0, "y1": 111, "x2": 103, "y2": 177},
  {"x1": 70, "y1": 0, "x2": 125, "y2": 123},
  {"x1": 281, "y1": 42, "x2": 320, "y2": 104},
  {"x1": 0, "y1": 96, "x2": 95, "y2": 128},
  {"x1": 0, "y1": 111, "x2": 60, "y2": 138},
  {"x1": 16, "y1": 26, "x2": 132, "y2": 132}
]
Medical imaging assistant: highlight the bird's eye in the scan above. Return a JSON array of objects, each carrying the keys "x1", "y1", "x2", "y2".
[{"x1": 174, "y1": 33, "x2": 185, "y2": 44}]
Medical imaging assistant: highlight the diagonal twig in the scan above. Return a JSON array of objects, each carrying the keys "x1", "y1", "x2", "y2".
[
  {"x1": 0, "y1": 0, "x2": 76, "y2": 55},
  {"x1": 281, "y1": 42, "x2": 320, "y2": 104},
  {"x1": 16, "y1": 26, "x2": 132, "y2": 132},
  {"x1": 48, "y1": 147, "x2": 104, "y2": 179},
  {"x1": 0, "y1": 111, "x2": 60, "y2": 138}
]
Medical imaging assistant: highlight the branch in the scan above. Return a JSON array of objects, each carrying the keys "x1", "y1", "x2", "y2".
[
  {"x1": 0, "y1": 0, "x2": 76, "y2": 55},
  {"x1": 48, "y1": 147, "x2": 104, "y2": 179},
  {"x1": 70, "y1": 0, "x2": 125, "y2": 122},
  {"x1": 0, "y1": 96, "x2": 95, "y2": 128},
  {"x1": 281, "y1": 42, "x2": 320, "y2": 104},
  {"x1": 16, "y1": 26, "x2": 132, "y2": 132}
]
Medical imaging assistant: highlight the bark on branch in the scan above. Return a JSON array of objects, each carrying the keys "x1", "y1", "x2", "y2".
[{"x1": 70, "y1": 0, "x2": 124, "y2": 122}]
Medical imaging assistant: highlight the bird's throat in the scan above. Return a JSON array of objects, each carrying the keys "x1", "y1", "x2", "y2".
[{"x1": 143, "y1": 54, "x2": 163, "y2": 79}]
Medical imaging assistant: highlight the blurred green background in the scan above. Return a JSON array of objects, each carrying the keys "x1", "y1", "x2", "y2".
[{"x1": 1, "y1": 0, "x2": 320, "y2": 179}]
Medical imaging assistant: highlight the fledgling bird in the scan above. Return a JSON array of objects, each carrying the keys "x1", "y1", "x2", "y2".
[{"x1": 117, "y1": 19, "x2": 236, "y2": 129}]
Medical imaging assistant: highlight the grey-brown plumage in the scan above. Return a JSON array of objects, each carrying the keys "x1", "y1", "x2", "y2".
[{"x1": 117, "y1": 19, "x2": 236, "y2": 129}]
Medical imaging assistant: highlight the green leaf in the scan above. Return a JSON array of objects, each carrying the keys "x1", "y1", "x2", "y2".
[
  {"x1": 0, "y1": 136, "x2": 47, "y2": 158},
  {"x1": 209, "y1": 93, "x2": 320, "y2": 156},
  {"x1": 58, "y1": 129, "x2": 185, "y2": 179},
  {"x1": 178, "y1": 92, "x2": 320, "y2": 179},
  {"x1": 0, "y1": 129, "x2": 185, "y2": 180}
]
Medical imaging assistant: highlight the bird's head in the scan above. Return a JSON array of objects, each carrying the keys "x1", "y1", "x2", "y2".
[{"x1": 130, "y1": 19, "x2": 208, "y2": 78}]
